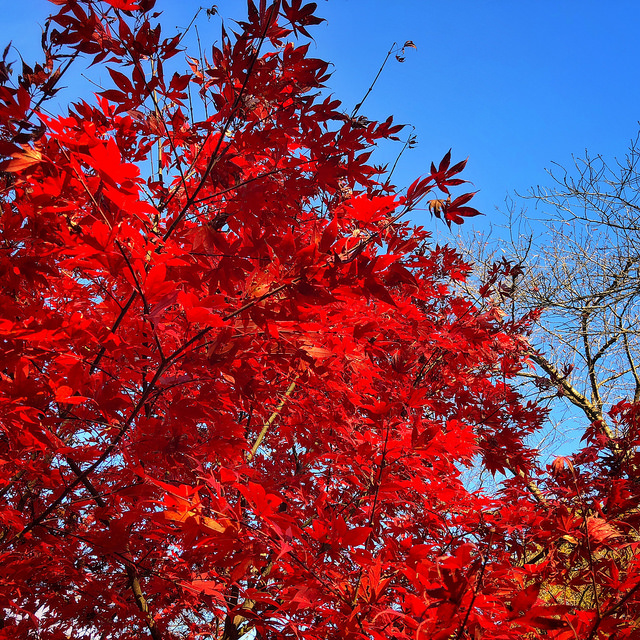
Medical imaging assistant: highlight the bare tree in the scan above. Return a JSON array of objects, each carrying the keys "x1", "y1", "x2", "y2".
[{"x1": 460, "y1": 131, "x2": 640, "y2": 454}]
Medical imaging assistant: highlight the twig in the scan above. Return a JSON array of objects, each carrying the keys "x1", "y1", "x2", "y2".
[
  {"x1": 453, "y1": 530, "x2": 493, "y2": 640},
  {"x1": 351, "y1": 43, "x2": 397, "y2": 118},
  {"x1": 248, "y1": 380, "x2": 297, "y2": 461}
]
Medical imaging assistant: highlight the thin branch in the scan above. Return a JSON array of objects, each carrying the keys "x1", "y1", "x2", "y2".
[
  {"x1": 530, "y1": 351, "x2": 611, "y2": 437},
  {"x1": 581, "y1": 310, "x2": 603, "y2": 411},
  {"x1": 351, "y1": 43, "x2": 397, "y2": 118},
  {"x1": 622, "y1": 329, "x2": 640, "y2": 402},
  {"x1": 247, "y1": 380, "x2": 297, "y2": 461},
  {"x1": 591, "y1": 331, "x2": 622, "y2": 365},
  {"x1": 385, "y1": 126, "x2": 415, "y2": 187},
  {"x1": 125, "y1": 559, "x2": 163, "y2": 640},
  {"x1": 453, "y1": 531, "x2": 493, "y2": 640}
]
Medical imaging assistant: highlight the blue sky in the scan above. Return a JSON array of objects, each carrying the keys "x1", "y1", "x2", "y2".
[
  {"x1": 4, "y1": 0, "x2": 640, "y2": 231},
  {"x1": 315, "y1": 1, "x2": 640, "y2": 230}
]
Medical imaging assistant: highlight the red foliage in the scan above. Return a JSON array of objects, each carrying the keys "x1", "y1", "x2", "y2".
[{"x1": 0, "y1": 1, "x2": 639, "y2": 639}]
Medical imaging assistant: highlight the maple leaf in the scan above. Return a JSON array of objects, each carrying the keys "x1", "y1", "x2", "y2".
[
  {"x1": 1, "y1": 2, "x2": 634, "y2": 640},
  {"x1": 550, "y1": 455, "x2": 574, "y2": 475},
  {"x1": 586, "y1": 516, "x2": 622, "y2": 546},
  {"x1": 2, "y1": 145, "x2": 43, "y2": 172}
]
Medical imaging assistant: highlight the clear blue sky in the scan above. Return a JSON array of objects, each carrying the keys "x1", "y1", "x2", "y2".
[{"x1": 4, "y1": 0, "x2": 640, "y2": 231}]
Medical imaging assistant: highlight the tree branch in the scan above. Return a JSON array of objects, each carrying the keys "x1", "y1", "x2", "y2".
[
  {"x1": 125, "y1": 558, "x2": 163, "y2": 640},
  {"x1": 248, "y1": 380, "x2": 297, "y2": 461},
  {"x1": 530, "y1": 351, "x2": 615, "y2": 441}
]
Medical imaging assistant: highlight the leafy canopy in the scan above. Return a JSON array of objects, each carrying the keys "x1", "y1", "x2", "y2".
[{"x1": 1, "y1": 1, "x2": 639, "y2": 639}]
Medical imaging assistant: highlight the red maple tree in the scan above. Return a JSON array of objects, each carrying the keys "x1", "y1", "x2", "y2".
[{"x1": 1, "y1": 1, "x2": 639, "y2": 638}]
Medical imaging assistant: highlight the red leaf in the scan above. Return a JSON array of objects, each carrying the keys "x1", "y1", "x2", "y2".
[{"x1": 586, "y1": 517, "x2": 621, "y2": 545}]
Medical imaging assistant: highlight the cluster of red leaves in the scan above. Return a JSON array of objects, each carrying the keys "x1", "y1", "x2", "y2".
[{"x1": 0, "y1": 1, "x2": 639, "y2": 639}]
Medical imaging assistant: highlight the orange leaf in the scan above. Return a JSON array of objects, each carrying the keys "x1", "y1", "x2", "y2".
[
  {"x1": 3, "y1": 146, "x2": 42, "y2": 172},
  {"x1": 586, "y1": 517, "x2": 621, "y2": 545}
]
